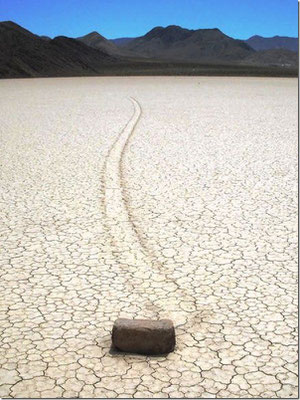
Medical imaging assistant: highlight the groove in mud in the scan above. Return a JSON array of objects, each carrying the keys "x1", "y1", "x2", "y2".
[{"x1": 101, "y1": 97, "x2": 199, "y2": 317}]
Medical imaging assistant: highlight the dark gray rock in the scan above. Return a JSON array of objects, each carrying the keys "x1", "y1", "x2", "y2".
[{"x1": 112, "y1": 318, "x2": 175, "y2": 355}]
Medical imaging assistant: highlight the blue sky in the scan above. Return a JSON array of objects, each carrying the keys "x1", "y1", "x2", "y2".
[{"x1": 0, "y1": 0, "x2": 298, "y2": 39}]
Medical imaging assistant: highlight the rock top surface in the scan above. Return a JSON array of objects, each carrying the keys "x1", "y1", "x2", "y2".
[{"x1": 112, "y1": 318, "x2": 176, "y2": 355}]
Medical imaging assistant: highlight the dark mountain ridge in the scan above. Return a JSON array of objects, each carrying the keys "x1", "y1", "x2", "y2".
[
  {"x1": 0, "y1": 21, "x2": 297, "y2": 78},
  {"x1": 1, "y1": 20, "x2": 37, "y2": 38},
  {"x1": 0, "y1": 21, "x2": 117, "y2": 78}
]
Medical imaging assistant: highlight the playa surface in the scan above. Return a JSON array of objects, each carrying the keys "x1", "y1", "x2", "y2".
[{"x1": 0, "y1": 76, "x2": 297, "y2": 398}]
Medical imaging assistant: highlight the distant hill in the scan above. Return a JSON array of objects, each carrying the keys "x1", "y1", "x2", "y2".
[
  {"x1": 122, "y1": 25, "x2": 255, "y2": 62},
  {"x1": 77, "y1": 31, "x2": 137, "y2": 58},
  {"x1": 0, "y1": 21, "x2": 117, "y2": 78},
  {"x1": 77, "y1": 31, "x2": 122, "y2": 55},
  {"x1": 245, "y1": 35, "x2": 298, "y2": 52},
  {"x1": 111, "y1": 37, "x2": 135, "y2": 46}
]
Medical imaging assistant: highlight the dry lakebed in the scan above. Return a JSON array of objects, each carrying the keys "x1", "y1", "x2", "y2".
[{"x1": 0, "y1": 76, "x2": 297, "y2": 398}]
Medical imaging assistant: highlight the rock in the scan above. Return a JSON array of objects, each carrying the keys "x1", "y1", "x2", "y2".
[{"x1": 112, "y1": 318, "x2": 175, "y2": 355}]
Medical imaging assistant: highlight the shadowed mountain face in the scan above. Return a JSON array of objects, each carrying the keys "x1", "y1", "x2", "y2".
[
  {"x1": 122, "y1": 25, "x2": 255, "y2": 62},
  {"x1": 245, "y1": 35, "x2": 298, "y2": 52},
  {"x1": 0, "y1": 21, "x2": 117, "y2": 78}
]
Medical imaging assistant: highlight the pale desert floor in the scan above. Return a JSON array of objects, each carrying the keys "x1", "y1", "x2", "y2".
[{"x1": 0, "y1": 77, "x2": 298, "y2": 398}]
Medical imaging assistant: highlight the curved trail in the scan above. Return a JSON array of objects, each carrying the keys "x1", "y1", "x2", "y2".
[
  {"x1": 102, "y1": 97, "x2": 163, "y2": 317},
  {"x1": 1, "y1": 78, "x2": 296, "y2": 399},
  {"x1": 102, "y1": 96, "x2": 152, "y2": 265},
  {"x1": 102, "y1": 97, "x2": 194, "y2": 318},
  {"x1": 103, "y1": 97, "x2": 142, "y2": 235}
]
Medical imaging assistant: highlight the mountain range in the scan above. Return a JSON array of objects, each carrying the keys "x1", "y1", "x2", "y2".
[
  {"x1": 0, "y1": 21, "x2": 297, "y2": 78},
  {"x1": 111, "y1": 33, "x2": 298, "y2": 54},
  {"x1": 245, "y1": 35, "x2": 298, "y2": 52},
  {"x1": 0, "y1": 21, "x2": 118, "y2": 78},
  {"x1": 120, "y1": 26, "x2": 255, "y2": 62}
]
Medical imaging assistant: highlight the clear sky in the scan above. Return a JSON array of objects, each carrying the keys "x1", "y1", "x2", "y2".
[{"x1": 0, "y1": 0, "x2": 298, "y2": 40}]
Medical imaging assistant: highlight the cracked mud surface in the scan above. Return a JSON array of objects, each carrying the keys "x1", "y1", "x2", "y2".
[{"x1": 0, "y1": 77, "x2": 297, "y2": 398}]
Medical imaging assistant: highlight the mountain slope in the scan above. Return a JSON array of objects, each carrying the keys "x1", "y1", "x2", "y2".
[
  {"x1": 0, "y1": 20, "x2": 37, "y2": 39},
  {"x1": 245, "y1": 35, "x2": 298, "y2": 52},
  {"x1": 0, "y1": 21, "x2": 117, "y2": 78},
  {"x1": 242, "y1": 48, "x2": 298, "y2": 68},
  {"x1": 123, "y1": 25, "x2": 255, "y2": 62}
]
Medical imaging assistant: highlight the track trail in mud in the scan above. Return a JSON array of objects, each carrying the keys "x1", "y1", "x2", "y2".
[{"x1": 101, "y1": 97, "x2": 197, "y2": 318}]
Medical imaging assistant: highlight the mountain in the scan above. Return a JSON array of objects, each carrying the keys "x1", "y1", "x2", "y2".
[
  {"x1": 0, "y1": 21, "x2": 117, "y2": 78},
  {"x1": 245, "y1": 35, "x2": 298, "y2": 52},
  {"x1": 122, "y1": 25, "x2": 255, "y2": 62},
  {"x1": 0, "y1": 21, "x2": 297, "y2": 78},
  {"x1": 0, "y1": 20, "x2": 37, "y2": 39},
  {"x1": 242, "y1": 48, "x2": 298, "y2": 68},
  {"x1": 77, "y1": 31, "x2": 121, "y2": 55},
  {"x1": 111, "y1": 37, "x2": 135, "y2": 46},
  {"x1": 77, "y1": 31, "x2": 137, "y2": 58}
]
